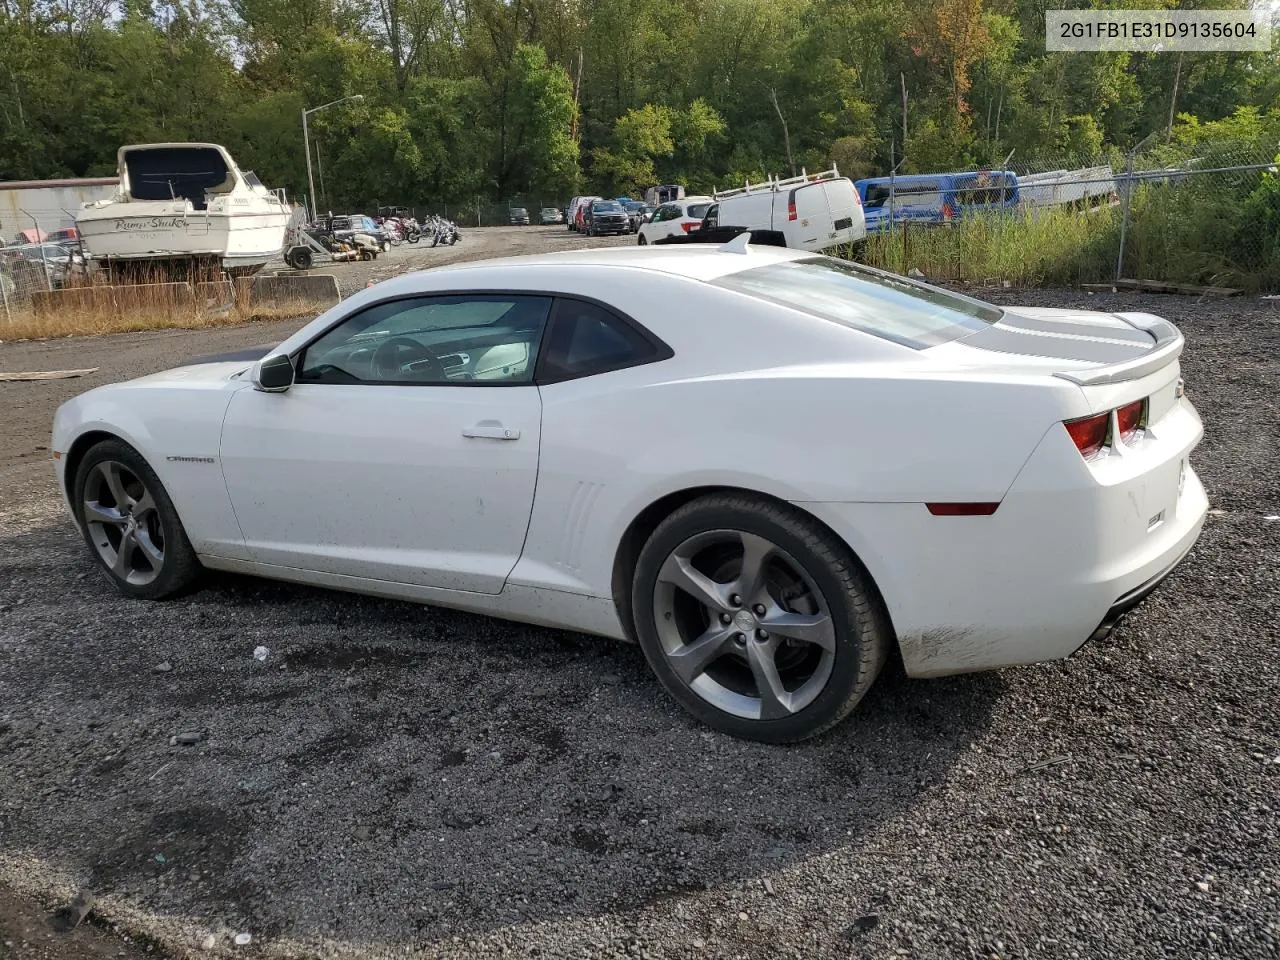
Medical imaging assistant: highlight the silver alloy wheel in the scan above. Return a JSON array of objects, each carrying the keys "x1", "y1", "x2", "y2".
[
  {"x1": 652, "y1": 529, "x2": 837, "y2": 720},
  {"x1": 82, "y1": 460, "x2": 165, "y2": 586}
]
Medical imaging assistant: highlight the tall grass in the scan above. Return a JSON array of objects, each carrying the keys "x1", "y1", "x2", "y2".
[
  {"x1": 860, "y1": 206, "x2": 1120, "y2": 287},
  {"x1": 857, "y1": 166, "x2": 1280, "y2": 292},
  {"x1": 1122, "y1": 181, "x2": 1280, "y2": 292},
  {"x1": 0, "y1": 295, "x2": 320, "y2": 341}
]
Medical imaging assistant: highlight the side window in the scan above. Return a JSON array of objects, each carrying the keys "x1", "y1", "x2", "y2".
[
  {"x1": 539, "y1": 299, "x2": 669, "y2": 382},
  {"x1": 297, "y1": 294, "x2": 552, "y2": 386}
]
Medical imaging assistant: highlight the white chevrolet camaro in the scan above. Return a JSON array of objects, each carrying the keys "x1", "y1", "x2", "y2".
[{"x1": 51, "y1": 239, "x2": 1208, "y2": 742}]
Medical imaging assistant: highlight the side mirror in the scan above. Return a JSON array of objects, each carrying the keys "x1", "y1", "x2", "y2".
[{"x1": 253, "y1": 353, "x2": 295, "y2": 392}]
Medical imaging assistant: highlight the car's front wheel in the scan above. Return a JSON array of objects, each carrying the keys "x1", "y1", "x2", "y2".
[
  {"x1": 637, "y1": 234, "x2": 648, "y2": 246},
  {"x1": 72, "y1": 439, "x2": 201, "y2": 600},
  {"x1": 631, "y1": 494, "x2": 888, "y2": 742}
]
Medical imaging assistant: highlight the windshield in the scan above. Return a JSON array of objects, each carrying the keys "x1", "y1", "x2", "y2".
[
  {"x1": 594, "y1": 201, "x2": 623, "y2": 213},
  {"x1": 712, "y1": 256, "x2": 1001, "y2": 349}
]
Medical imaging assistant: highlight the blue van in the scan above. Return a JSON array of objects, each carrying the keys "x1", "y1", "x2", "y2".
[{"x1": 854, "y1": 170, "x2": 1020, "y2": 233}]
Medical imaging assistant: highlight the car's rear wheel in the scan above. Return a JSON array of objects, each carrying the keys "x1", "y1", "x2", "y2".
[
  {"x1": 637, "y1": 235, "x2": 647, "y2": 246},
  {"x1": 73, "y1": 439, "x2": 201, "y2": 600},
  {"x1": 631, "y1": 494, "x2": 888, "y2": 742}
]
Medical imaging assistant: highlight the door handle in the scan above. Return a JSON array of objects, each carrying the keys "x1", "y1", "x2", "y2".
[{"x1": 462, "y1": 421, "x2": 520, "y2": 440}]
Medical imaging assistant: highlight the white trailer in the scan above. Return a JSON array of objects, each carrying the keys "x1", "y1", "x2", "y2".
[{"x1": 1018, "y1": 166, "x2": 1117, "y2": 208}]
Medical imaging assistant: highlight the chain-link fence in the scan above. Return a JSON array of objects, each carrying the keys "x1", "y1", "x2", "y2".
[
  {"x1": 862, "y1": 140, "x2": 1280, "y2": 292},
  {"x1": 0, "y1": 206, "x2": 89, "y2": 321}
]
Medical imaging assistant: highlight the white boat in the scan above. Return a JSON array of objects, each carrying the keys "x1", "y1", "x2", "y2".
[{"x1": 76, "y1": 143, "x2": 292, "y2": 276}]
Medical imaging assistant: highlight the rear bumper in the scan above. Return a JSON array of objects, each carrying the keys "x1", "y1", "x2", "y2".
[
  {"x1": 799, "y1": 397, "x2": 1208, "y2": 678},
  {"x1": 1084, "y1": 530, "x2": 1197, "y2": 644}
]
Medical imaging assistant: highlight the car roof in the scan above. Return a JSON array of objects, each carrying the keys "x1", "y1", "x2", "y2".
[{"x1": 378, "y1": 244, "x2": 813, "y2": 290}]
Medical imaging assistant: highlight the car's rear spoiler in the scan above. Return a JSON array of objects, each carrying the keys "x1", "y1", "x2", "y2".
[{"x1": 1052, "y1": 312, "x2": 1183, "y2": 386}]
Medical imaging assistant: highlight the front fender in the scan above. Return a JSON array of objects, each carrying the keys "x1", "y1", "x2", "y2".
[{"x1": 52, "y1": 381, "x2": 250, "y2": 558}]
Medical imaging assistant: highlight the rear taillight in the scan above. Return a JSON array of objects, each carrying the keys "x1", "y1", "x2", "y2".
[
  {"x1": 941, "y1": 203, "x2": 954, "y2": 221},
  {"x1": 787, "y1": 201, "x2": 797, "y2": 221},
  {"x1": 1116, "y1": 399, "x2": 1147, "y2": 443},
  {"x1": 681, "y1": 221, "x2": 699, "y2": 232},
  {"x1": 1064, "y1": 411, "x2": 1111, "y2": 461},
  {"x1": 1063, "y1": 396, "x2": 1150, "y2": 460}
]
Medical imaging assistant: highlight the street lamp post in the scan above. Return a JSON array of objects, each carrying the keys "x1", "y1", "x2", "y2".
[{"x1": 302, "y1": 94, "x2": 365, "y2": 220}]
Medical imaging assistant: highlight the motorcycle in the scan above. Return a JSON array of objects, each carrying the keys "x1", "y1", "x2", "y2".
[
  {"x1": 380, "y1": 218, "x2": 404, "y2": 247},
  {"x1": 400, "y1": 217, "x2": 422, "y2": 244}
]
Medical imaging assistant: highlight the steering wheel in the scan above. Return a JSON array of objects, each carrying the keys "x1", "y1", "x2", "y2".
[{"x1": 370, "y1": 336, "x2": 445, "y2": 381}]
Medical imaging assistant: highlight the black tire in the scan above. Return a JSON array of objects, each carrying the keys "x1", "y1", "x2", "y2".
[
  {"x1": 72, "y1": 438, "x2": 202, "y2": 600},
  {"x1": 288, "y1": 247, "x2": 313, "y2": 270},
  {"x1": 637, "y1": 235, "x2": 648, "y2": 246},
  {"x1": 630, "y1": 493, "x2": 888, "y2": 743}
]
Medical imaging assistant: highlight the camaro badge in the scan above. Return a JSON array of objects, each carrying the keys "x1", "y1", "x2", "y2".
[{"x1": 166, "y1": 455, "x2": 216, "y2": 464}]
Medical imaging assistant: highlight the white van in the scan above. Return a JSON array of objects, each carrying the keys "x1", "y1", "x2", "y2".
[{"x1": 711, "y1": 167, "x2": 866, "y2": 250}]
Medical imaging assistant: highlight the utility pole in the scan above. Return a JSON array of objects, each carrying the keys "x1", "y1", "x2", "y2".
[
  {"x1": 901, "y1": 73, "x2": 908, "y2": 148},
  {"x1": 770, "y1": 88, "x2": 795, "y2": 177},
  {"x1": 571, "y1": 49, "x2": 584, "y2": 143},
  {"x1": 302, "y1": 108, "x2": 315, "y2": 221}
]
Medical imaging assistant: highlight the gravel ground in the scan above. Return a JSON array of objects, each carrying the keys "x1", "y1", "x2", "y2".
[{"x1": 1, "y1": 258, "x2": 1277, "y2": 959}]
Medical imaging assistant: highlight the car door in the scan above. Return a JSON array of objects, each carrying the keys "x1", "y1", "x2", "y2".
[
  {"x1": 787, "y1": 183, "x2": 831, "y2": 249},
  {"x1": 218, "y1": 293, "x2": 551, "y2": 594},
  {"x1": 639, "y1": 204, "x2": 665, "y2": 242}
]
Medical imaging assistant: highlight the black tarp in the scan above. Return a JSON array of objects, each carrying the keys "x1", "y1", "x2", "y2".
[{"x1": 125, "y1": 147, "x2": 232, "y2": 209}]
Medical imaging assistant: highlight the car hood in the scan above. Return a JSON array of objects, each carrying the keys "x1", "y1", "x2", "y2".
[
  {"x1": 929, "y1": 307, "x2": 1165, "y2": 373},
  {"x1": 124, "y1": 360, "x2": 258, "y2": 386},
  {"x1": 115, "y1": 344, "x2": 276, "y2": 388}
]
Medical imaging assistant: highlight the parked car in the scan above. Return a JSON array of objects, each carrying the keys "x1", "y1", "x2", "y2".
[
  {"x1": 51, "y1": 243, "x2": 1207, "y2": 743},
  {"x1": 326, "y1": 214, "x2": 391, "y2": 251},
  {"x1": 623, "y1": 200, "x2": 649, "y2": 231},
  {"x1": 854, "y1": 170, "x2": 1020, "y2": 234},
  {"x1": 635, "y1": 196, "x2": 715, "y2": 244},
  {"x1": 0, "y1": 242, "x2": 85, "y2": 289},
  {"x1": 564, "y1": 196, "x2": 586, "y2": 231},
  {"x1": 571, "y1": 196, "x2": 602, "y2": 233},
  {"x1": 509, "y1": 207, "x2": 531, "y2": 225},
  {"x1": 540, "y1": 207, "x2": 564, "y2": 225},
  {"x1": 709, "y1": 168, "x2": 866, "y2": 251},
  {"x1": 584, "y1": 199, "x2": 632, "y2": 236}
]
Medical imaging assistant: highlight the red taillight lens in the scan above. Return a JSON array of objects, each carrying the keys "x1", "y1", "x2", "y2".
[
  {"x1": 1064, "y1": 412, "x2": 1111, "y2": 460},
  {"x1": 681, "y1": 221, "x2": 699, "y2": 232},
  {"x1": 941, "y1": 203, "x2": 954, "y2": 221},
  {"x1": 926, "y1": 502, "x2": 1000, "y2": 516},
  {"x1": 1116, "y1": 398, "x2": 1147, "y2": 443},
  {"x1": 787, "y1": 201, "x2": 797, "y2": 221}
]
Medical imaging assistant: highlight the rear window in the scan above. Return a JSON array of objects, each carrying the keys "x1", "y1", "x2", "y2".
[
  {"x1": 953, "y1": 174, "x2": 1017, "y2": 206},
  {"x1": 863, "y1": 184, "x2": 892, "y2": 209},
  {"x1": 712, "y1": 257, "x2": 1001, "y2": 349},
  {"x1": 687, "y1": 202, "x2": 711, "y2": 219}
]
